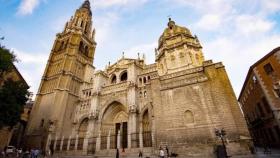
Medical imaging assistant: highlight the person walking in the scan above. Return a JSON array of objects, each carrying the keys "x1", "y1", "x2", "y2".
[
  {"x1": 138, "y1": 150, "x2": 143, "y2": 158},
  {"x1": 166, "y1": 146, "x2": 169, "y2": 157},
  {"x1": 159, "y1": 147, "x2": 165, "y2": 158},
  {"x1": 116, "y1": 148, "x2": 119, "y2": 158}
]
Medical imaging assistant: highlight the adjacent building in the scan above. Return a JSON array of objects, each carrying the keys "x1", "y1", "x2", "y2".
[
  {"x1": 0, "y1": 64, "x2": 29, "y2": 149},
  {"x1": 9, "y1": 94, "x2": 34, "y2": 148},
  {"x1": 26, "y1": 1, "x2": 251, "y2": 157},
  {"x1": 239, "y1": 47, "x2": 280, "y2": 148}
]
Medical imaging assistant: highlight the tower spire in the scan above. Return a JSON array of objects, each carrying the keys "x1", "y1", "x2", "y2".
[{"x1": 80, "y1": 0, "x2": 92, "y2": 15}]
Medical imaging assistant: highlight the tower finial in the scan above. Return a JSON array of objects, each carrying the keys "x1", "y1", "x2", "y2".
[
  {"x1": 168, "y1": 15, "x2": 172, "y2": 22},
  {"x1": 80, "y1": 0, "x2": 92, "y2": 15}
]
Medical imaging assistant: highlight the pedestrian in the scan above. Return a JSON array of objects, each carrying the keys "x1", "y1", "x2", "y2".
[
  {"x1": 34, "y1": 149, "x2": 39, "y2": 158},
  {"x1": 138, "y1": 150, "x2": 143, "y2": 158},
  {"x1": 116, "y1": 148, "x2": 119, "y2": 158},
  {"x1": 159, "y1": 147, "x2": 165, "y2": 158},
  {"x1": 50, "y1": 147, "x2": 54, "y2": 156},
  {"x1": 1, "y1": 149, "x2": 5, "y2": 158},
  {"x1": 30, "y1": 149, "x2": 35, "y2": 158},
  {"x1": 166, "y1": 146, "x2": 169, "y2": 157}
]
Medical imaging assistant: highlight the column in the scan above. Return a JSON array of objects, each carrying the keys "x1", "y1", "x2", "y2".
[
  {"x1": 83, "y1": 134, "x2": 88, "y2": 154},
  {"x1": 129, "y1": 105, "x2": 137, "y2": 148},
  {"x1": 117, "y1": 130, "x2": 121, "y2": 149},
  {"x1": 75, "y1": 134, "x2": 78, "y2": 150},
  {"x1": 67, "y1": 136, "x2": 71, "y2": 151},
  {"x1": 151, "y1": 117, "x2": 155, "y2": 147},
  {"x1": 139, "y1": 122, "x2": 143, "y2": 148},
  {"x1": 53, "y1": 136, "x2": 58, "y2": 151},
  {"x1": 96, "y1": 132, "x2": 101, "y2": 151},
  {"x1": 60, "y1": 136, "x2": 64, "y2": 151},
  {"x1": 45, "y1": 133, "x2": 52, "y2": 152},
  {"x1": 107, "y1": 130, "x2": 111, "y2": 149}
]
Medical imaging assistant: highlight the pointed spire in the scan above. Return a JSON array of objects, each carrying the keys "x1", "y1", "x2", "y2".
[
  {"x1": 80, "y1": 0, "x2": 92, "y2": 15},
  {"x1": 81, "y1": 0, "x2": 90, "y2": 9}
]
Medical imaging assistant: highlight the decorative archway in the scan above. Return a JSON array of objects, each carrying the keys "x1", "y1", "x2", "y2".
[
  {"x1": 142, "y1": 109, "x2": 152, "y2": 147},
  {"x1": 100, "y1": 101, "x2": 128, "y2": 149},
  {"x1": 78, "y1": 118, "x2": 89, "y2": 138}
]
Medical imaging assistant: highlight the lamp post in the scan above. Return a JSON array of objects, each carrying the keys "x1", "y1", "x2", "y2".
[{"x1": 215, "y1": 128, "x2": 228, "y2": 157}]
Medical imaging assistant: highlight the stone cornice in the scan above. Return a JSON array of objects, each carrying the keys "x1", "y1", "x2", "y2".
[
  {"x1": 160, "y1": 66, "x2": 204, "y2": 81},
  {"x1": 160, "y1": 75, "x2": 208, "y2": 90}
]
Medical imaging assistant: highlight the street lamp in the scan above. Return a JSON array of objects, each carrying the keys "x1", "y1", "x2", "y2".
[{"x1": 215, "y1": 128, "x2": 228, "y2": 157}]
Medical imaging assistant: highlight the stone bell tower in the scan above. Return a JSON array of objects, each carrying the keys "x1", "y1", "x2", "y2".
[
  {"x1": 26, "y1": 0, "x2": 96, "y2": 147},
  {"x1": 156, "y1": 18, "x2": 204, "y2": 75}
]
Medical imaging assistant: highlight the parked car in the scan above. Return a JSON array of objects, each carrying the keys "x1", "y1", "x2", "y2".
[{"x1": 6, "y1": 146, "x2": 15, "y2": 155}]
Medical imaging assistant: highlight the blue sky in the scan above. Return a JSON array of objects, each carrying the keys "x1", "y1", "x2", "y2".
[{"x1": 1, "y1": 0, "x2": 280, "y2": 97}]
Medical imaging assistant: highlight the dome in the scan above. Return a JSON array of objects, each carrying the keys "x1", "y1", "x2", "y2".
[{"x1": 158, "y1": 18, "x2": 193, "y2": 49}]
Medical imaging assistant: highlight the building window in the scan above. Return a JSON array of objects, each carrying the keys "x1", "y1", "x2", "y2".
[
  {"x1": 252, "y1": 75, "x2": 257, "y2": 83},
  {"x1": 263, "y1": 63, "x2": 274, "y2": 75},
  {"x1": 139, "y1": 92, "x2": 142, "y2": 98},
  {"x1": 139, "y1": 78, "x2": 142, "y2": 84},
  {"x1": 184, "y1": 110, "x2": 194, "y2": 124},
  {"x1": 111, "y1": 75, "x2": 117, "y2": 84},
  {"x1": 84, "y1": 46, "x2": 89, "y2": 56},
  {"x1": 120, "y1": 71, "x2": 128, "y2": 82},
  {"x1": 143, "y1": 91, "x2": 147, "y2": 98},
  {"x1": 79, "y1": 41, "x2": 84, "y2": 52},
  {"x1": 262, "y1": 97, "x2": 271, "y2": 113}
]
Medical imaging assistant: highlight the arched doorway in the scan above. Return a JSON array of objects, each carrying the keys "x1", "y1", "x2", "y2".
[
  {"x1": 77, "y1": 118, "x2": 89, "y2": 150},
  {"x1": 101, "y1": 101, "x2": 128, "y2": 149},
  {"x1": 142, "y1": 110, "x2": 152, "y2": 147}
]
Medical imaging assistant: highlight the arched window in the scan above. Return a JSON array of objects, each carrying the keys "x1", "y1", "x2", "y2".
[
  {"x1": 139, "y1": 78, "x2": 142, "y2": 84},
  {"x1": 81, "y1": 20, "x2": 84, "y2": 27},
  {"x1": 120, "y1": 71, "x2": 128, "y2": 82},
  {"x1": 144, "y1": 91, "x2": 147, "y2": 98},
  {"x1": 143, "y1": 77, "x2": 147, "y2": 84},
  {"x1": 84, "y1": 46, "x2": 89, "y2": 56},
  {"x1": 111, "y1": 74, "x2": 117, "y2": 84},
  {"x1": 84, "y1": 23, "x2": 88, "y2": 34},
  {"x1": 64, "y1": 39, "x2": 69, "y2": 49},
  {"x1": 79, "y1": 41, "x2": 84, "y2": 52},
  {"x1": 184, "y1": 110, "x2": 194, "y2": 124},
  {"x1": 59, "y1": 41, "x2": 64, "y2": 50}
]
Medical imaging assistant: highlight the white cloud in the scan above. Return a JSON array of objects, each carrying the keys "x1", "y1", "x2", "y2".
[
  {"x1": 124, "y1": 42, "x2": 157, "y2": 64},
  {"x1": 235, "y1": 15, "x2": 274, "y2": 35},
  {"x1": 17, "y1": 0, "x2": 40, "y2": 15},
  {"x1": 196, "y1": 14, "x2": 222, "y2": 30},
  {"x1": 12, "y1": 48, "x2": 48, "y2": 94},
  {"x1": 260, "y1": 0, "x2": 280, "y2": 14},
  {"x1": 94, "y1": 12, "x2": 120, "y2": 44}
]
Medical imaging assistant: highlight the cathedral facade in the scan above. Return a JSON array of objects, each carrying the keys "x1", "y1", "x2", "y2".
[{"x1": 26, "y1": 1, "x2": 251, "y2": 157}]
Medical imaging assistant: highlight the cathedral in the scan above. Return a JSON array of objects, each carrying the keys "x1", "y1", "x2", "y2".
[{"x1": 26, "y1": 1, "x2": 252, "y2": 157}]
